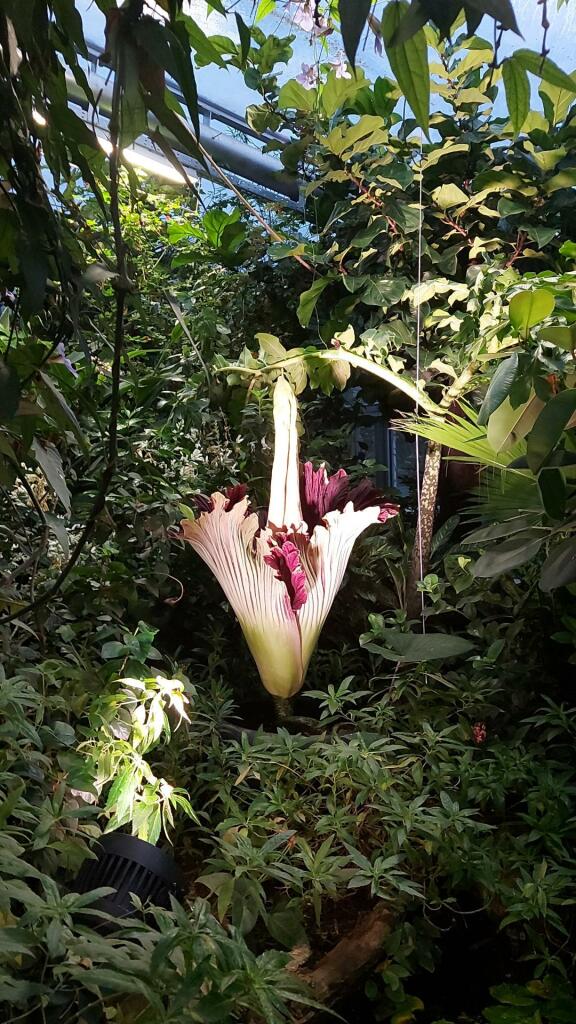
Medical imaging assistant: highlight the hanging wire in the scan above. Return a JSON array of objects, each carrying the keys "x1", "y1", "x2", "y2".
[{"x1": 414, "y1": 131, "x2": 426, "y2": 632}]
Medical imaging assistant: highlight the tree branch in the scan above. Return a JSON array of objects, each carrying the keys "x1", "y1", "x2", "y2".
[{"x1": 0, "y1": 32, "x2": 130, "y2": 628}]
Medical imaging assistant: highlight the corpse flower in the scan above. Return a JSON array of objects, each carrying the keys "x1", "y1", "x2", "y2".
[{"x1": 176, "y1": 378, "x2": 398, "y2": 708}]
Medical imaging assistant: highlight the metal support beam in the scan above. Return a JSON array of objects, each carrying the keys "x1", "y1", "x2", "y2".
[{"x1": 68, "y1": 45, "x2": 302, "y2": 209}]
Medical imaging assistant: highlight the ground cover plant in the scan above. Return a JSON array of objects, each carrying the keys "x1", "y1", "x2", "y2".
[{"x1": 1, "y1": 1, "x2": 576, "y2": 1022}]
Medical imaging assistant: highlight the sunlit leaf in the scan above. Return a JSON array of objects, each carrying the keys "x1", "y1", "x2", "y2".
[
  {"x1": 514, "y1": 50, "x2": 576, "y2": 95},
  {"x1": 502, "y1": 57, "x2": 529, "y2": 136},
  {"x1": 487, "y1": 393, "x2": 544, "y2": 454},
  {"x1": 382, "y1": 1, "x2": 430, "y2": 134},
  {"x1": 509, "y1": 289, "x2": 555, "y2": 337}
]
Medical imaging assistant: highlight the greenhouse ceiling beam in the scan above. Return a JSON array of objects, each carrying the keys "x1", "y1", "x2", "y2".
[{"x1": 66, "y1": 47, "x2": 302, "y2": 210}]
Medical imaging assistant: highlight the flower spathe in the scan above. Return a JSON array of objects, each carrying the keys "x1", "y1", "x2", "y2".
[{"x1": 176, "y1": 378, "x2": 398, "y2": 699}]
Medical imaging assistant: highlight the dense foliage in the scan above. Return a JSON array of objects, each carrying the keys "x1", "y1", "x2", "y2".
[{"x1": 1, "y1": 1, "x2": 576, "y2": 1022}]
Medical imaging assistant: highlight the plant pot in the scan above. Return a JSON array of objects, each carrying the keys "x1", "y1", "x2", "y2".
[{"x1": 73, "y1": 832, "x2": 184, "y2": 923}]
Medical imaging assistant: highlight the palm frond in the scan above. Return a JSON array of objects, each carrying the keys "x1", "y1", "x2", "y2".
[
  {"x1": 393, "y1": 402, "x2": 526, "y2": 472},
  {"x1": 466, "y1": 468, "x2": 542, "y2": 524}
]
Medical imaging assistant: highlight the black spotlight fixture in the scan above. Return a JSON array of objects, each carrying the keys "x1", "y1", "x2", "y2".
[{"x1": 73, "y1": 832, "x2": 184, "y2": 924}]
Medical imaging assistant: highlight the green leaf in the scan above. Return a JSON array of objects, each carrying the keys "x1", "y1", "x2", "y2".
[
  {"x1": 0, "y1": 783, "x2": 24, "y2": 827},
  {"x1": 471, "y1": 169, "x2": 526, "y2": 195},
  {"x1": 45, "y1": 513, "x2": 69, "y2": 559},
  {"x1": 489, "y1": 984, "x2": 536, "y2": 1007},
  {"x1": 101, "y1": 640, "x2": 126, "y2": 659},
  {"x1": 544, "y1": 168, "x2": 576, "y2": 193},
  {"x1": 182, "y1": 15, "x2": 227, "y2": 69},
  {"x1": 478, "y1": 354, "x2": 519, "y2": 425},
  {"x1": 509, "y1": 288, "x2": 555, "y2": 337},
  {"x1": 465, "y1": 515, "x2": 540, "y2": 544},
  {"x1": 360, "y1": 630, "x2": 474, "y2": 662},
  {"x1": 466, "y1": 0, "x2": 518, "y2": 33},
  {"x1": 540, "y1": 325, "x2": 576, "y2": 351},
  {"x1": 473, "y1": 535, "x2": 544, "y2": 577},
  {"x1": 31, "y1": 439, "x2": 71, "y2": 513},
  {"x1": 39, "y1": 372, "x2": 87, "y2": 452},
  {"x1": 382, "y1": 1, "x2": 430, "y2": 134},
  {"x1": 278, "y1": 79, "x2": 316, "y2": 112},
  {"x1": 105, "y1": 769, "x2": 139, "y2": 821},
  {"x1": 431, "y1": 183, "x2": 468, "y2": 210},
  {"x1": 344, "y1": 274, "x2": 409, "y2": 307},
  {"x1": 484, "y1": 1008, "x2": 536, "y2": 1024},
  {"x1": 0, "y1": 927, "x2": 34, "y2": 956},
  {"x1": 540, "y1": 537, "x2": 576, "y2": 592},
  {"x1": 0, "y1": 363, "x2": 21, "y2": 422},
  {"x1": 235, "y1": 13, "x2": 251, "y2": 66},
  {"x1": 487, "y1": 393, "x2": 544, "y2": 453},
  {"x1": 560, "y1": 240, "x2": 576, "y2": 258},
  {"x1": 255, "y1": 0, "x2": 276, "y2": 21},
  {"x1": 20, "y1": 244, "x2": 48, "y2": 318},
  {"x1": 338, "y1": 0, "x2": 371, "y2": 69},
  {"x1": 526, "y1": 389, "x2": 576, "y2": 472},
  {"x1": 386, "y1": 2, "x2": 427, "y2": 46},
  {"x1": 537, "y1": 468, "x2": 566, "y2": 519},
  {"x1": 502, "y1": 57, "x2": 530, "y2": 135},
  {"x1": 119, "y1": 41, "x2": 147, "y2": 148},
  {"x1": 539, "y1": 75, "x2": 576, "y2": 126},
  {"x1": 323, "y1": 115, "x2": 388, "y2": 158},
  {"x1": 297, "y1": 276, "x2": 334, "y2": 327},
  {"x1": 321, "y1": 68, "x2": 367, "y2": 117},
  {"x1": 514, "y1": 50, "x2": 576, "y2": 95}
]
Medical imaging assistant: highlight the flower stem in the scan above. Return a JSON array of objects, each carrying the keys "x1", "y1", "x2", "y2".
[{"x1": 273, "y1": 696, "x2": 293, "y2": 722}]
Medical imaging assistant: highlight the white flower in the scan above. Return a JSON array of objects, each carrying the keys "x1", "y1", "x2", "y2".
[
  {"x1": 330, "y1": 52, "x2": 352, "y2": 79},
  {"x1": 286, "y1": 0, "x2": 315, "y2": 33},
  {"x1": 296, "y1": 62, "x2": 319, "y2": 90}
]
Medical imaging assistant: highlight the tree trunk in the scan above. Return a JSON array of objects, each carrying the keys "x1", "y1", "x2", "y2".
[{"x1": 406, "y1": 439, "x2": 442, "y2": 620}]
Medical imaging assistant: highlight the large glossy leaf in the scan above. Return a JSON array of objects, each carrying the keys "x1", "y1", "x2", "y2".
[
  {"x1": 514, "y1": 50, "x2": 576, "y2": 95},
  {"x1": 360, "y1": 629, "x2": 474, "y2": 662},
  {"x1": 540, "y1": 537, "x2": 576, "y2": 592},
  {"x1": 465, "y1": 514, "x2": 540, "y2": 545},
  {"x1": 527, "y1": 389, "x2": 576, "y2": 472},
  {"x1": 487, "y1": 393, "x2": 544, "y2": 453},
  {"x1": 538, "y1": 467, "x2": 566, "y2": 519},
  {"x1": 539, "y1": 325, "x2": 576, "y2": 351},
  {"x1": 473, "y1": 534, "x2": 544, "y2": 577},
  {"x1": 382, "y1": 2, "x2": 430, "y2": 134},
  {"x1": 339, "y1": 0, "x2": 371, "y2": 69},
  {"x1": 509, "y1": 289, "x2": 555, "y2": 337},
  {"x1": 502, "y1": 57, "x2": 529, "y2": 136},
  {"x1": 478, "y1": 354, "x2": 519, "y2": 426}
]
